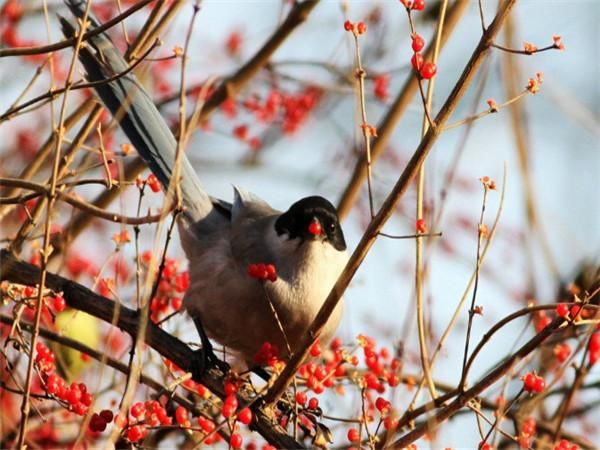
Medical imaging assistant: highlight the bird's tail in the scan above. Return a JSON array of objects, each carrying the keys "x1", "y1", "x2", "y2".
[{"x1": 60, "y1": 0, "x2": 213, "y2": 225}]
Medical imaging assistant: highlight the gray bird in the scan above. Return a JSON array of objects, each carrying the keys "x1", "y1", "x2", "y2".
[{"x1": 61, "y1": 1, "x2": 348, "y2": 370}]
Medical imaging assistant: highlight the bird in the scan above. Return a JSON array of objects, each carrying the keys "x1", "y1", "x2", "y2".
[{"x1": 60, "y1": 1, "x2": 348, "y2": 371}]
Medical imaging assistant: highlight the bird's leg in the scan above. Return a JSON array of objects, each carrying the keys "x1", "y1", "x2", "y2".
[
  {"x1": 250, "y1": 365, "x2": 271, "y2": 382},
  {"x1": 191, "y1": 315, "x2": 230, "y2": 378}
]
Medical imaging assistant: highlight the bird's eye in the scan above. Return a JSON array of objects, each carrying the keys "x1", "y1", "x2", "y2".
[{"x1": 329, "y1": 223, "x2": 336, "y2": 230}]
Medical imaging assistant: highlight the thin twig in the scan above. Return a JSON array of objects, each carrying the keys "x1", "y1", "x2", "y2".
[
  {"x1": 0, "y1": 0, "x2": 153, "y2": 57},
  {"x1": 336, "y1": 0, "x2": 470, "y2": 219},
  {"x1": 414, "y1": 0, "x2": 449, "y2": 403},
  {"x1": 0, "y1": 178, "x2": 173, "y2": 225},
  {"x1": 459, "y1": 182, "x2": 490, "y2": 391},
  {"x1": 264, "y1": 0, "x2": 519, "y2": 407}
]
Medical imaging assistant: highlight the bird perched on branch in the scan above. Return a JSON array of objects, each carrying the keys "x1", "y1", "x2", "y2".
[{"x1": 60, "y1": 1, "x2": 348, "y2": 372}]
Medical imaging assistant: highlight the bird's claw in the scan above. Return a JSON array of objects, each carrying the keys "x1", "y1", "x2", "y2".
[{"x1": 190, "y1": 347, "x2": 230, "y2": 380}]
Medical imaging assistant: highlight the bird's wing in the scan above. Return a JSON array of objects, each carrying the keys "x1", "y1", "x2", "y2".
[
  {"x1": 60, "y1": 0, "x2": 222, "y2": 228},
  {"x1": 229, "y1": 187, "x2": 281, "y2": 266}
]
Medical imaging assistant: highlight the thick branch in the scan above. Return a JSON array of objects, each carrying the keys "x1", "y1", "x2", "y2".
[
  {"x1": 391, "y1": 316, "x2": 562, "y2": 448},
  {"x1": 0, "y1": 249, "x2": 304, "y2": 449}
]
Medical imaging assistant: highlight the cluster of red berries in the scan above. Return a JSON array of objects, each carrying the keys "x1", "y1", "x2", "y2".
[
  {"x1": 358, "y1": 334, "x2": 402, "y2": 391},
  {"x1": 400, "y1": 0, "x2": 426, "y2": 11},
  {"x1": 66, "y1": 253, "x2": 99, "y2": 279},
  {"x1": 139, "y1": 251, "x2": 189, "y2": 322},
  {"x1": 517, "y1": 416, "x2": 537, "y2": 448},
  {"x1": 343, "y1": 20, "x2": 367, "y2": 35},
  {"x1": 35, "y1": 342, "x2": 55, "y2": 374},
  {"x1": 231, "y1": 86, "x2": 321, "y2": 142},
  {"x1": 89, "y1": 410, "x2": 114, "y2": 432},
  {"x1": 1, "y1": 0, "x2": 22, "y2": 47},
  {"x1": 522, "y1": 372, "x2": 545, "y2": 393},
  {"x1": 247, "y1": 263, "x2": 278, "y2": 282},
  {"x1": 44, "y1": 372, "x2": 93, "y2": 416},
  {"x1": 554, "y1": 439, "x2": 579, "y2": 450},
  {"x1": 254, "y1": 341, "x2": 281, "y2": 366},
  {"x1": 121, "y1": 400, "x2": 174, "y2": 442},
  {"x1": 19, "y1": 285, "x2": 67, "y2": 322},
  {"x1": 555, "y1": 302, "x2": 586, "y2": 321},
  {"x1": 409, "y1": 42, "x2": 436, "y2": 80}
]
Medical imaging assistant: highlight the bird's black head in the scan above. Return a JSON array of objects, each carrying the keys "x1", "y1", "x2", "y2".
[{"x1": 274, "y1": 196, "x2": 346, "y2": 251}]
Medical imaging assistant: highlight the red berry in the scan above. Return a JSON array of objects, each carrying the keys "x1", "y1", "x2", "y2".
[
  {"x1": 222, "y1": 394, "x2": 238, "y2": 417},
  {"x1": 556, "y1": 303, "x2": 569, "y2": 318},
  {"x1": 308, "y1": 397, "x2": 319, "y2": 410},
  {"x1": 420, "y1": 62, "x2": 437, "y2": 79},
  {"x1": 130, "y1": 402, "x2": 145, "y2": 418},
  {"x1": 410, "y1": 52, "x2": 424, "y2": 71},
  {"x1": 89, "y1": 413, "x2": 107, "y2": 433},
  {"x1": 553, "y1": 343, "x2": 571, "y2": 363},
  {"x1": 81, "y1": 392, "x2": 93, "y2": 406},
  {"x1": 295, "y1": 391, "x2": 307, "y2": 406},
  {"x1": 347, "y1": 428, "x2": 360, "y2": 443},
  {"x1": 411, "y1": 34, "x2": 425, "y2": 52},
  {"x1": 233, "y1": 124, "x2": 248, "y2": 140},
  {"x1": 66, "y1": 386, "x2": 82, "y2": 405},
  {"x1": 1, "y1": 0, "x2": 23, "y2": 23},
  {"x1": 52, "y1": 295, "x2": 66, "y2": 312},
  {"x1": 224, "y1": 381, "x2": 238, "y2": 396},
  {"x1": 310, "y1": 340, "x2": 322, "y2": 357},
  {"x1": 175, "y1": 406, "x2": 188, "y2": 425},
  {"x1": 198, "y1": 417, "x2": 215, "y2": 433},
  {"x1": 230, "y1": 433, "x2": 243, "y2": 449},
  {"x1": 383, "y1": 415, "x2": 399, "y2": 431},
  {"x1": 147, "y1": 174, "x2": 161, "y2": 193},
  {"x1": 237, "y1": 407, "x2": 252, "y2": 425},
  {"x1": 72, "y1": 402, "x2": 88, "y2": 416},
  {"x1": 412, "y1": 0, "x2": 426, "y2": 10},
  {"x1": 265, "y1": 264, "x2": 277, "y2": 282},
  {"x1": 308, "y1": 220, "x2": 322, "y2": 236},
  {"x1": 344, "y1": 20, "x2": 353, "y2": 31},
  {"x1": 126, "y1": 424, "x2": 146, "y2": 442},
  {"x1": 570, "y1": 304, "x2": 581, "y2": 319},
  {"x1": 356, "y1": 21, "x2": 367, "y2": 35},
  {"x1": 100, "y1": 409, "x2": 114, "y2": 423},
  {"x1": 375, "y1": 396, "x2": 391, "y2": 413}
]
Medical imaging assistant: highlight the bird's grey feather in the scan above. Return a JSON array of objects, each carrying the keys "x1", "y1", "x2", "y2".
[{"x1": 62, "y1": 0, "x2": 219, "y2": 228}]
